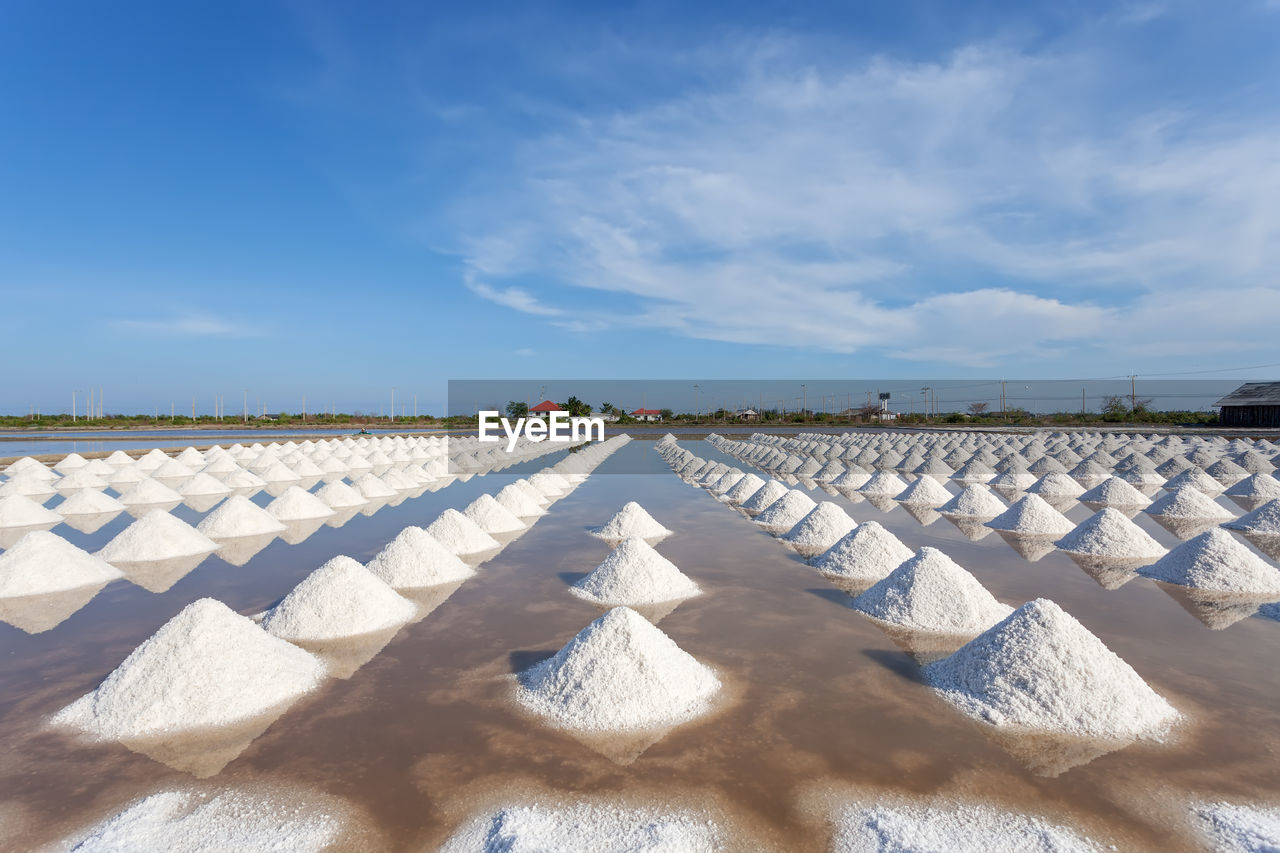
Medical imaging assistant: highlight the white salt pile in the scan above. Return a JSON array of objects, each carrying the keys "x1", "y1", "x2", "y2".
[
  {"x1": 894, "y1": 475, "x2": 952, "y2": 506},
  {"x1": 365, "y1": 526, "x2": 475, "y2": 588},
  {"x1": 591, "y1": 501, "x2": 674, "y2": 540},
  {"x1": 813, "y1": 522, "x2": 914, "y2": 582},
  {"x1": 97, "y1": 510, "x2": 220, "y2": 563},
  {"x1": 266, "y1": 486, "x2": 335, "y2": 521},
  {"x1": 831, "y1": 797, "x2": 1098, "y2": 853},
  {"x1": 985, "y1": 494, "x2": 1076, "y2": 536},
  {"x1": 858, "y1": 470, "x2": 909, "y2": 496},
  {"x1": 53, "y1": 598, "x2": 324, "y2": 739},
  {"x1": 196, "y1": 495, "x2": 287, "y2": 539},
  {"x1": 463, "y1": 494, "x2": 528, "y2": 535},
  {"x1": 262, "y1": 555, "x2": 417, "y2": 641},
  {"x1": 938, "y1": 485, "x2": 1007, "y2": 519},
  {"x1": 0, "y1": 494, "x2": 63, "y2": 528},
  {"x1": 783, "y1": 502, "x2": 857, "y2": 552},
  {"x1": 1056, "y1": 509, "x2": 1167, "y2": 560},
  {"x1": 721, "y1": 472, "x2": 766, "y2": 505},
  {"x1": 57, "y1": 489, "x2": 126, "y2": 516},
  {"x1": 352, "y1": 473, "x2": 396, "y2": 499},
  {"x1": 55, "y1": 468, "x2": 109, "y2": 493},
  {"x1": 117, "y1": 478, "x2": 184, "y2": 507},
  {"x1": 1225, "y1": 499, "x2": 1280, "y2": 535},
  {"x1": 426, "y1": 509, "x2": 501, "y2": 556},
  {"x1": 1027, "y1": 472, "x2": 1085, "y2": 499},
  {"x1": 1078, "y1": 477, "x2": 1151, "y2": 508},
  {"x1": 314, "y1": 481, "x2": 368, "y2": 509},
  {"x1": 571, "y1": 537, "x2": 701, "y2": 606},
  {"x1": 852, "y1": 547, "x2": 1013, "y2": 634},
  {"x1": 178, "y1": 473, "x2": 232, "y2": 498},
  {"x1": 754, "y1": 490, "x2": 819, "y2": 533},
  {"x1": 740, "y1": 479, "x2": 791, "y2": 513},
  {"x1": 1225, "y1": 473, "x2": 1280, "y2": 501},
  {"x1": 1146, "y1": 487, "x2": 1234, "y2": 520},
  {"x1": 0, "y1": 531, "x2": 123, "y2": 597},
  {"x1": 1192, "y1": 801, "x2": 1280, "y2": 853},
  {"x1": 1139, "y1": 528, "x2": 1280, "y2": 595},
  {"x1": 924, "y1": 599, "x2": 1179, "y2": 740},
  {"x1": 440, "y1": 801, "x2": 724, "y2": 853},
  {"x1": 495, "y1": 483, "x2": 547, "y2": 517},
  {"x1": 515, "y1": 607, "x2": 720, "y2": 732},
  {"x1": 1165, "y1": 467, "x2": 1226, "y2": 494},
  {"x1": 64, "y1": 788, "x2": 346, "y2": 853}
]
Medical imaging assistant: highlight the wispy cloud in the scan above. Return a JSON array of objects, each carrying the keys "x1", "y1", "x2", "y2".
[
  {"x1": 464, "y1": 276, "x2": 562, "y2": 316},
  {"x1": 112, "y1": 313, "x2": 261, "y2": 338}
]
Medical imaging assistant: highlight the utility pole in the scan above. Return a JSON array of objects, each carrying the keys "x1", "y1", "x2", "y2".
[
  {"x1": 244, "y1": 390, "x2": 248, "y2": 423},
  {"x1": 1130, "y1": 374, "x2": 1137, "y2": 412},
  {"x1": 414, "y1": 394, "x2": 417, "y2": 418},
  {"x1": 303, "y1": 395, "x2": 306, "y2": 423},
  {"x1": 88, "y1": 388, "x2": 94, "y2": 421},
  {"x1": 171, "y1": 401, "x2": 175, "y2": 423},
  {"x1": 1082, "y1": 388, "x2": 1086, "y2": 415},
  {"x1": 801, "y1": 384, "x2": 807, "y2": 421},
  {"x1": 72, "y1": 390, "x2": 78, "y2": 422},
  {"x1": 391, "y1": 387, "x2": 396, "y2": 423}
]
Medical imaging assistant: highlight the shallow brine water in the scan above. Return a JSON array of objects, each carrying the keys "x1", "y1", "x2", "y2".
[{"x1": 1, "y1": 440, "x2": 1277, "y2": 850}]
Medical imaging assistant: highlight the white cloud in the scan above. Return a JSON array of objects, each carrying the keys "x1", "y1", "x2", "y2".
[
  {"x1": 464, "y1": 276, "x2": 562, "y2": 316},
  {"x1": 112, "y1": 313, "x2": 258, "y2": 338}
]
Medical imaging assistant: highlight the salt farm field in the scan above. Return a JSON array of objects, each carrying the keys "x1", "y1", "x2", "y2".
[{"x1": 1, "y1": 433, "x2": 1279, "y2": 850}]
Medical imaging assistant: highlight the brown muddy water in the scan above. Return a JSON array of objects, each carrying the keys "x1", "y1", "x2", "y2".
[{"x1": 1, "y1": 440, "x2": 1277, "y2": 850}]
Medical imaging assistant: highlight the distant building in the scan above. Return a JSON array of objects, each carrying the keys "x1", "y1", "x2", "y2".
[
  {"x1": 631, "y1": 408, "x2": 663, "y2": 422},
  {"x1": 1215, "y1": 382, "x2": 1280, "y2": 428},
  {"x1": 529, "y1": 400, "x2": 563, "y2": 417},
  {"x1": 734, "y1": 409, "x2": 759, "y2": 421}
]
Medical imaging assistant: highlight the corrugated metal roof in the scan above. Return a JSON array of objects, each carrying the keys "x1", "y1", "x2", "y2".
[{"x1": 1215, "y1": 382, "x2": 1280, "y2": 406}]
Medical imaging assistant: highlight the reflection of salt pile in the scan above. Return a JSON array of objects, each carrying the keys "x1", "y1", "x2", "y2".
[
  {"x1": 0, "y1": 494, "x2": 63, "y2": 527},
  {"x1": 0, "y1": 531, "x2": 123, "y2": 596},
  {"x1": 939, "y1": 485, "x2": 1006, "y2": 518},
  {"x1": 53, "y1": 599, "x2": 324, "y2": 739},
  {"x1": 591, "y1": 501, "x2": 673, "y2": 540},
  {"x1": 426, "y1": 509, "x2": 501, "y2": 556},
  {"x1": 832, "y1": 797, "x2": 1098, "y2": 853},
  {"x1": 924, "y1": 599, "x2": 1179, "y2": 740},
  {"x1": 895, "y1": 475, "x2": 952, "y2": 506},
  {"x1": 1139, "y1": 529, "x2": 1280, "y2": 594},
  {"x1": 1056, "y1": 509, "x2": 1167, "y2": 559},
  {"x1": 64, "y1": 788, "x2": 347, "y2": 853},
  {"x1": 985, "y1": 494, "x2": 1075, "y2": 535},
  {"x1": 754, "y1": 490, "x2": 818, "y2": 532},
  {"x1": 97, "y1": 510, "x2": 220, "y2": 563},
  {"x1": 515, "y1": 607, "x2": 719, "y2": 732},
  {"x1": 813, "y1": 522, "x2": 914, "y2": 582},
  {"x1": 266, "y1": 486, "x2": 335, "y2": 521},
  {"x1": 741, "y1": 479, "x2": 790, "y2": 513},
  {"x1": 853, "y1": 547, "x2": 1012, "y2": 634},
  {"x1": 441, "y1": 801, "x2": 723, "y2": 853},
  {"x1": 571, "y1": 538, "x2": 700, "y2": 606},
  {"x1": 1225, "y1": 499, "x2": 1280, "y2": 535},
  {"x1": 196, "y1": 495, "x2": 287, "y2": 539},
  {"x1": 365, "y1": 527, "x2": 475, "y2": 588},
  {"x1": 1078, "y1": 477, "x2": 1151, "y2": 508},
  {"x1": 463, "y1": 494, "x2": 527, "y2": 535},
  {"x1": 1192, "y1": 801, "x2": 1280, "y2": 853},
  {"x1": 262, "y1": 556, "x2": 417, "y2": 640},
  {"x1": 783, "y1": 502, "x2": 856, "y2": 552}
]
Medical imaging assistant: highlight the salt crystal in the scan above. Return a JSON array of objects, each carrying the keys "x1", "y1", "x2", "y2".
[
  {"x1": 1192, "y1": 801, "x2": 1280, "y2": 853},
  {"x1": 426, "y1": 509, "x2": 501, "y2": 556},
  {"x1": 858, "y1": 471, "x2": 908, "y2": 496},
  {"x1": 1056, "y1": 509, "x2": 1167, "y2": 560},
  {"x1": 0, "y1": 531, "x2": 123, "y2": 597},
  {"x1": 740, "y1": 479, "x2": 790, "y2": 513},
  {"x1": 985, "y1": 494, "x2": 1075, "y2": 536},
  {"x1": 592, "y1": 501, "x2": 673, "y2": 541},
  {"x1": 813, "y1": 521, "x2": 914, "y2": 582},
  {"x1": 196, "y1": 495, "x2": 287, "y2": 539},
  {"x1": 721, "y1": 473, "x2": 766, "y2": 505},
  {"x1": 57, "y1": 489, "x2": 126, "y2": 516},
  {"x1": 1224, "y1": 499, "x2": 1280, "y2": 535},
  {"x1": 314, "y1": 481, "x2": 368, "y2": 509},
  {"x1": 117, "y1": 478, "x2": 184, "y2": 507},
  {"x1": 832, "y1": 797, "x2": 1098, "y2": 853},
  {"x1": 365, "y1": 526, "x2": 475, "y2": 588},
  {"x1": 1139, "y1": 528, "x2": 1280, "y2": 595},
  {"x1": 1078, "y1": 477, "x2": 1151, "y2": 508},
  {"x1": 441, "y1": 801, "x2": 723, "y2": 853},
  {"x1": 571, "y1": 538, "x2": 700, "y2": 606},
  {"x1": 262, "y1": 556, "x2": 417, "y2": 641},
  {"x1": 894, "y1": 475, "x2": 952, "y2": 506},
  {"x1": 754, "y1": 490, "x2": 818, "y2": 533},
  {"x1": 938, "y1": 485, "x2": 1007, "y2": 519},
  {"x1": 853, "y1": 547, "x2": 1013, "y2": 634},
  {"x1": 0, "y1": 494, "x2": 63, "y2": 528},
  {"x1": 463, "y1": 494, "x2": 528, "y2": 534},
  {"x1": 495, "y1": 483, "x2": 547, "y2": 517},
  {"x1": 1146, "y1": 487, "x2": 1234, "y2": 520},
  {"x1": 97, "y1": 510, "x2": 220, "y2": 563},
  {"x1": 783, "y1": 502, "x2": 857, "y2": 551},
  {"x1": 266, "y1": 486, "x2": 335, "y2": 521}
]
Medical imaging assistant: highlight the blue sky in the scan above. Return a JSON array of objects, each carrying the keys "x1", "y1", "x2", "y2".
[{"x1": 3, "y1": 0, "x2": 1279, "y2": 415}]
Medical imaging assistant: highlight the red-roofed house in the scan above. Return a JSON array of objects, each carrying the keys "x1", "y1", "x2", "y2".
[
  {"x1": 529, "y1": 400, "x2": 563, "y2": 416},
  {"x1": 632, "y1": 408, "x2": 664, "y2": 422}
]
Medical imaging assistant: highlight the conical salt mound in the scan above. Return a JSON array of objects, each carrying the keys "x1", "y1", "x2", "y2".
[
  {"x1": 97, "y1": 510, "x2": 220, "y2": 563},
  {"x1": 853, "y1": 547, "x2": 1013, "y2": 634},
  {"x1": 782, "y1": 502, "x2": 857, "y2": 551},
  {"x1": 895, "y1": 476, "x2": 952, "y2": 506},
  {"x1": 1139, "y1": 529, "x2": 1280, "y2": 595},
  {"x1": 571, "y1": 538, "x2": 700, "y2": 606},
  {"x1": 740, "y1": 480, "x2": 790, "y2": 513},
  {"x1": 426, "y1": 509, "x2": 501, "y2": 556},
  {"x1": 1192, "y1": 801, "x2": 1280, "y2": 853},
  {"x1": 985, "y1": 494, "x2": 1075, "y2": 535},
  {"x1": 1146, "y1": 487, "x2": 1234, "y2": 520},
  {"x1": 117, "y1": 478, "x2": 183, "y2": 507},
  {"x1": 177, "y1": 473, "x2": 232, "y2": 498},
  {"x1": 1165, "y1": 467, "x2": 1225, "y2": 494},
  {"x1": 832, "y1": 798, "x2": 1100, "y2": 852},
  {"x1": 0, "y1": 494, "x2": 63, "y2": 528},
  {"x1": 495, "y1": 483, "x2": 547, "y2": 517},
  {"x1": 813, "y1": 521, "x2": 914, "y2": 582},
  {"x1": 1026, "y1": 472, "x2": 1085, "y2": 499},
  {"x1": 939, "y1": 485, "x2": 1007, "y2": 519},
  {"x1": 262, "y1": 555, "x2": 417, "y2": 641},
  {"x1": 352, "y1": 473, "x2": 396, "y2": 499},
  {"x1": 1224, "y1": 473, "x2": 1280, "y2": 500},
  {"x1": 754, "y1": 490, "x2": 818, "y2": 532},
  {"x1": 56, "y1": 489, "x2": 125, "y2": 516},
  {"x1": 924, "y1": 599, "x2": 1179, "y2": 740},
  {"x1": 515, "y1": 607, "x2": 720, "y2": 732},
  {"x1": 859, "y1": 470, "x2": 909, "y2": 496},
  {"x1": 1079, "y1": 477, "x2": 1151, "y2": 508},
  {"x1": 463, "y1": 494, "x2": 527, "y2": 534},
  {"x1": 0, "y1": 531, "x2": 123, "y2": 597},
  {"x1": 1224, "y1": 499, "x2": 1280, "y2": 535},
  {"x1": 196, "y1": 495, "x2": 287, "y2": 539},
  {"x1": 441, "y1": 801, "x2": 724, "y2": 853},
  {"x1": 266, "y1": 486, "x2": 335, "y2": 521},
  {"x1": 721, "y1": 473, "x2": 766, "y2": 505},
  {"x1": 52, "y1": 598, "x2": 325, "y2": 739},
  {"x1": 314, "y1": 481, "x2": 368, "y2": 509},
  {"x1": 365, "y1": 526, "x2": 476, "y2": 589},
  {"x1": 591, "y1": 501, "x2": 672, "y2": 540},
  {"x1": 1056, "y1": 509, "x2": 1167, "y2": 560}
]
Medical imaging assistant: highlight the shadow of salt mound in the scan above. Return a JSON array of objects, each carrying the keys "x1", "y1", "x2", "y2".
[
  {"x1": 324, "y1": 508, "x2": 362, "y2": 529},
  {"x1": 1150, "y1": 516, "x2": 1223, "y2": 540},
  {"x1": 509, "y1": 649, "x2": 557, "y2": 673},
  {"x1": 1065, "y1": 554, "x2": 1145, "y2": 590},
  {"x1": 872, "y1": 623, "x2": 977, "y2": 665},
  {"x1": 278, "y1": 517, "x2": 328, "y2": 546},
  {"x1": 1228, "y1": 495, "x2": 1272, "y2": 513},
  {"x1": 117, "y1": 553, "x2": 215, "y2": 594},
  {"x1": 1244, "y1": 534, "x2": 1280, "y2": 563},
  {"x1": 860, "y1": 647, "x2": 925, "y2": 684},
  {"x1": 984, "y1": 725, "x2": 1135, "y2": 778},
  {"x1": 0, "y1": 583, "x2": 110, "y2": 634},
  {"x1": 944, "y1": 517, "x2": 995, "y2": 542},
  {"x1": 59, "y1": 511, "x2": 122, "y2": 535},
  {"x1": 995, "y1": 531, "x2": 1058, "y2": 562},
  {"x1": 557, "y1": 571, "x2": 590, "y2": 586},
  {"x1": 901, "y1": 505, "x2": 942, "y2": 527},
  {"x1": 115, "y1": 698, "x2": 302, "y2": 778},
  {"x1": 0, "y1": 523, "x2": 59, "y2": 550},
  {"x1": 807, "y1": 587, "x2": 858, "y2": 609},
  {"x1": 1154, "y1": 582, "x2": 1279, "y2": 631},
  {"x1": 209, "y1": 533, "x2": 278, "y2": 567},
  {"x1": 291, "y1": 626, "x2": 402, "y2": 679}
]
